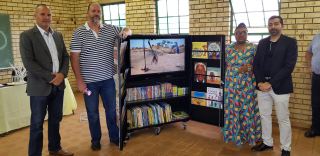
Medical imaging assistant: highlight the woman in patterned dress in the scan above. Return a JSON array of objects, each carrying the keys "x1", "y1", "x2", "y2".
[{"x1": 223, "y1": 23, "x2": 261, "y2": 145}]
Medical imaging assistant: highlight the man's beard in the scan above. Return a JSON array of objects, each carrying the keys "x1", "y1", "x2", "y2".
[
  {"x1": 269, "y1": 29, "x2": 280, "y2": 36},
  {"x1": 91, "y1": 16, "x2": 100, "y2": 25}
]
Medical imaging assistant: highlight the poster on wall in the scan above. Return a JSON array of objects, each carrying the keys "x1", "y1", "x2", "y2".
[{"x1": 0, "y1": 14, "x2": 13, "y2": 69}]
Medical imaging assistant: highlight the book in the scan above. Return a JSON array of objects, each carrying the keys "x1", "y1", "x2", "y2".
[
  {"x1": 191, "y1": 97, "x2": 206, "y2": 106},
  {"x1": 191, "y1": 91, "x2": 206, "y2": 99},
  {"x1": 192, "y1": 51, "x2": 208, "y2": 59},
  {"x1": 208, "y1": 42, "x2": 221, "y2": 51},
  {"x1": 192, "y1": 42, "x2": 208, "y2": 51},
  {"x1": 206, "y1": 87, "x2": 223, "y2": 101},
  {"x1": 206, "y1": 100, "x2": 223, "y2": 109},
  {"x1": 208, "y1": 51, "x2": 220, "y2": 59},
  {"x1": 172, "y1": 111, "x2": 189, "y2": 120},
  {"x1": 206, "y1": 67, "x2": 221, "y2": 85},
  {"x1": 194, "y1": 62, "x2": 207, "y2": 83}
]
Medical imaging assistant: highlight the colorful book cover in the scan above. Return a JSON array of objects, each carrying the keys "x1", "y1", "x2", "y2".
[
  {"x1": 206, "y1": 67, "x2": 221, "y2": 85},
  {"x1": 191, "y1": 97, "x2": 206, "y2": 106},
  {"x1": 208, "y1": 51, "x2": 220, "y2": 59},
  {"x1": 191, "y1": 91, "x2": 206, "y2": 99},
  {"x1": 206, "y1": 87, "x2": 223, "y2": 101},
  {"x1": 208, "y1": 42, "x2": 221, "y2": 51},
  {"x1": 192, "y1": 51, "x2": 208, "y2": 59},
  {"x1": 192, "y1": 42, "x2": 208, "y2": 51},
  {"x1": 172, "y1": 85, "x2": 178, "y2": 96},
  {"x1": 207, "y1": 100, "x2": 223, "y2": 109},
  {"x1": 194, "y1": 62, "x2": 207, "y2": 83},
  {"x1": 172, "y1": 111, "x2": 189, "y2": 120}
]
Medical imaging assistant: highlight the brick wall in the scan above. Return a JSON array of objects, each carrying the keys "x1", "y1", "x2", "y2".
[
  {"x1": 0, "y1": 0, "x2": 74, "y2": 84},
  {"x1": 189, "y1": 0, "x2": 230, "y2": 36},
  {"x1": 281, "y1": 0, "x2": 320, "y2": 128},
  {"x1": 125, "y1": 0, "x2": 156, "y2": 34},
  {"x1": 0, "y1": 0, "x2": 318, "y2": 128}
]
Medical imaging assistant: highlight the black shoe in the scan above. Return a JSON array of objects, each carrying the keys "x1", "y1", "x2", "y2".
[
  {"x1": 304, "y1": 129, "x2": 320, "y2": 138},
  {"x1": 91, "y1": 143, "x2": 101, "y2": 151},
  {"x1": 281, "y1": 149, "x2": 290, "y2": 156},
  {"x1": 251, "y1": 143, "x2": 273, "y2": 152},
  {"x1": 110, "y1": 139, "x2": 119, "y2": 147}
]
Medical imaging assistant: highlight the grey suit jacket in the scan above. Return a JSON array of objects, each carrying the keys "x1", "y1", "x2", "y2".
[{"x1": 20, "y1": 26, "x2": 69, "y2": 96}]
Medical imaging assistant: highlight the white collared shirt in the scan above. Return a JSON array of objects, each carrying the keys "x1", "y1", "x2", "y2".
[
  {"x1": 36, "y1": 25, "x2": 59, "y2": 73},
  {"x1": 84, "y1": 22, "x2": 104, "y2": 39}
]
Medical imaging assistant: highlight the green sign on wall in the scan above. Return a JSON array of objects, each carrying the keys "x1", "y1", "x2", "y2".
[{"x1": 0, "y1": 14, "x2": 13, "y2": 69}]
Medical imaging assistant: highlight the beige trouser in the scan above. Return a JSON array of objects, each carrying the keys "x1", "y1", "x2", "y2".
[{"x1": 257, "y1": 89, "x2": 291, "y2": 151}]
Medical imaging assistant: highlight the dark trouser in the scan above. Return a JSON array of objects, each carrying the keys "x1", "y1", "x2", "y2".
[
  {"x1": 311, "y1": 73, "x2": 320, "y2": 133},
  {"x1": 83, "y1": 78, "x2": 119, "y2": 146},
  {"x1": 28, "y1": 86, "x2": 64, "y2": 156}
]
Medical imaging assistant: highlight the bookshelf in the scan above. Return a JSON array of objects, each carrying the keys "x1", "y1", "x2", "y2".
[
  {"x1": 190, "y1": 35, "x2": 225, "y2": 126},
  {"x1": 117, "y1": 35, "x2": 225, "y2": 150}
]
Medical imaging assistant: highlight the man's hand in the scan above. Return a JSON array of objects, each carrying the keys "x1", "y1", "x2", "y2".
[
  {"x1": 77, "y1": 79, "x2": 87, "y2": 93},
  {"x1": 258, "y1": 82, "x2": 272, "y2": 92},
  {"x1": 119, "y1": 27, "x2": 132, "y2": 39},
  {"x1": 50, "y1": 73, "x2": 65, "y2": 86}
]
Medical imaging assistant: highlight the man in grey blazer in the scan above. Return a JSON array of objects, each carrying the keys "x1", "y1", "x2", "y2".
[{"x1": 20, "y1": 4, "x2": 73, "y2": 156}]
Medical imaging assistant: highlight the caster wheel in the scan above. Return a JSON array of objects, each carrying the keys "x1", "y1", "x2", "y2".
[
  {"x1": 182, "y1": 123, "x2": 187, "y2": 130},
  {"x1": 126, "y1": 133, "x2": 131, "y2": 140},
  {"x1": 154, "y1": 127, "x2": 161, "y2": 135}
]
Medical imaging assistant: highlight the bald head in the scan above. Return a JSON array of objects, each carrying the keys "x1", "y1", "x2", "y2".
[
  {"x1": 34, "y1": 4, "x2": 52, "y2": 32},
  {"x1": 87, "y1": 3, "x2": 101, "y2": 25}
]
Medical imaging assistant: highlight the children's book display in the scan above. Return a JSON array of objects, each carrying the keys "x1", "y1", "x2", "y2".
[
  {"x1": 190, "y1": 35, "x2": 225, "y2": 126},
  {"x1": 117, "y1": 35, "x2": 225, "y2": 150}
]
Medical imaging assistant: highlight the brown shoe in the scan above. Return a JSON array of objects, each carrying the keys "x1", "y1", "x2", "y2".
[{"x1": 49, "y1": 149, "x2": 74, "y2": 156}]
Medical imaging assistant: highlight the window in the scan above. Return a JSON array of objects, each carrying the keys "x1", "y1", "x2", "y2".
[
  {"x1": 156, "y1": 0, "x2": 189, "y2": 34},
  {"x1": 102, "y1": 3, "x2": 126, "y2": 27},
  {"x1": 230, "y1": 0, "x2": 280, "y2": 43}
]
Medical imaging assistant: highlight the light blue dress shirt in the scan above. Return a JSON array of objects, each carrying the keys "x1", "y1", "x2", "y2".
[{"x1": 308, "y1": 33, "x2": 320, "y2": 74}]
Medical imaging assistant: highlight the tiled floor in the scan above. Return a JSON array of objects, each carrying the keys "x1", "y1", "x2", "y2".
[{"x1": 1, "y1": 93, "x2": 320, "y2": 156}]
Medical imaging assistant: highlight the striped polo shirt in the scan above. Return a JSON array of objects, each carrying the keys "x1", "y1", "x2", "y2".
[{"x1": 70, "y1": 22, "x2": 121, "y2": 83}]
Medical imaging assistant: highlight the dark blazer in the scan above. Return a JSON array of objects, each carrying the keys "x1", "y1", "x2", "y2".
[
  {"x1": 253, "y1": 34, "x2": 298, "y2": 94},
  {"x1": 20, "y1": 26, "x2": 69, "y2": 96}
]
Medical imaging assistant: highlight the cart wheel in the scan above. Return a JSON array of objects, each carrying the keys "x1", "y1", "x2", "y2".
[
  {"x1": 126, "y1": 133, "x2": 131, "y2": 140},
  {"x1": 154, "y1": 127, "x2": 161, "y2": 135},
  {"x1": 182, "y1": 123, "x2": 187, "y2": 130}
]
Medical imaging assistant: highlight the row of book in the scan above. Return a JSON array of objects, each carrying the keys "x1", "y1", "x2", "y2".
[
  {"x1": 194, "y1": 62, "x2": 221, "y2": 85},
  {"x1": 126, "y1": 102, "x2": 173, "y2": 129},
  {"x1": 192, "y1": 42, "x2": 221, "y2": 52},
  {"x1": 126, "y1": 83, "x2": 188, "y2": 101},
  {"x1": 192, "y1": 51, "x2": 220, "y2": 59},
  {"x1": 191, "y1": 87, "x2": 223, "y2": 101},
  {"x1": 191, "y1": 87, "x2": 223, "y2": 109},
  {"x1": 191, "y1": 98, "x2": 223, "y2": 109}
]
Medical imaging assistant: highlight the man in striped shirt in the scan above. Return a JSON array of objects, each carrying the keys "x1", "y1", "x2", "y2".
[{"x1": 70, "y1": 2, "x2": 131, "y2": 151}]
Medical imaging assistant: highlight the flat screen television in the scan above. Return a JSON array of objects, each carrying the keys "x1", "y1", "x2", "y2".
[{"x1": 128, "y1": 35, "x2": 186, "y2": 77}]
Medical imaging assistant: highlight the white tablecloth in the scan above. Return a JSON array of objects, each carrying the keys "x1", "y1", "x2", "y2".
[{"x1": 0, "y1": 79, "x2": 77, "y2": 134}]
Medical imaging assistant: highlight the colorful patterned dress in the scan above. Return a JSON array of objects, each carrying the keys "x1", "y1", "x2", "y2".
[{"x1": 223, "y1": 42, "x2": 261, "y2": 145}]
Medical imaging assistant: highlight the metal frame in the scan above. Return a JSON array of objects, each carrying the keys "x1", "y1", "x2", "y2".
[
  {"x1": 156, "y1": 0, "x2": 189, "y2": 35},
  {"x1": 101, "y1": 2, "x2": 126, "y2": 27}
]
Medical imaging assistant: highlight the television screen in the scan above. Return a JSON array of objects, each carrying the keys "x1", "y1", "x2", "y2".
[{"x1": 129, "y1": 38, "x2": 185, "y2": 76}]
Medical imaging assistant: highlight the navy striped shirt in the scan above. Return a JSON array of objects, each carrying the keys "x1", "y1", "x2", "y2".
[{"x1": 70, "y1": 23, "x2": 121, "y2": 83}]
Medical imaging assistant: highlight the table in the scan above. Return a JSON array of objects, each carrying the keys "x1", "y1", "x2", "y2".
[{"x1": 0, "y1": 79, "x2": 77, "y2": 134}]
